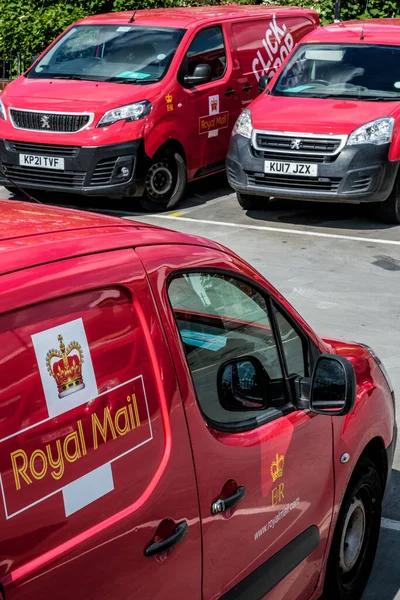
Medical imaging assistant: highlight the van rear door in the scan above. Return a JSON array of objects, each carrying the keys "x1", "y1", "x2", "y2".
[
  {"x1": 0, "y1": 249, "x2": 201, "y2": 600},
  {"x1": 232, "y1": 13, "x2": 318, "y2": 109}
]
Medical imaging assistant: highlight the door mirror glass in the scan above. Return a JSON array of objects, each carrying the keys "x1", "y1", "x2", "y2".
[
  {"x1": 258, "y1": 74, "x2": 272, "y2": 93},
  {"x1": 310, "y1": 354, "x2": 356, "y2": 416},
  {"x1": 217, "y1": 356, "x2": 268, "y2": 412},
  {"x1": 183, "y1": 63, "x2": 212, "y2": 87}
]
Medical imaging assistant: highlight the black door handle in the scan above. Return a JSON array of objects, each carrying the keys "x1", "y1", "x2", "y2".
[
  {"x1": 211, "y1": 485, "x2": 246, "y2": 515},
  {"x1": 242, "y1": 84, "x2": 253, "y2": 92},
  {"x1": 144, "y1": 521, "x2": 188, "y2": 557},
  {"x1": 225, "y1": 88, "x2": 235, "y2": 96}
]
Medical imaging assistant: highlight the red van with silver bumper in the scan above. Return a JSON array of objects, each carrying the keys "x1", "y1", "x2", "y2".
[{"x1": 227, "y1": 19, "x2": 400, "y2": 223}]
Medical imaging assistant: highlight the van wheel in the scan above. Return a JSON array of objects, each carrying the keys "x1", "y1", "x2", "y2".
[
  {"x1": 322, "y1": 457, "x2": 382, "y2": 600},
  {"x1": 379, "y1": 175, "x2": 400, "y2": 224},
  {"x1": 237, "y1": 192, "x2": 270, "y2": 210},
  {"x1": 139, "y1": 151, "x2": 186, "y2": 212}
]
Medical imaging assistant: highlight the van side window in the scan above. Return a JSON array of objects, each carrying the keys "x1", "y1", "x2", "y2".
[
  {"x1": 273, "y1": 306, "x2": 308, "y2": 377},
  {"x1": 184, "y1": 27, "x2": 226, "y2": 81},
  {"x1": 168, "y1": 272, "x2": 288, "y2": 429}
]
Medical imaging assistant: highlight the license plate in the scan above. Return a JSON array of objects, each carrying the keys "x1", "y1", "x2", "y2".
[
  {"x1": 264, "y1": 160, "x2": 317, "y2": 177},
  {"x1": 19, "y1": 154, "x2": 65, "y2": 170}
]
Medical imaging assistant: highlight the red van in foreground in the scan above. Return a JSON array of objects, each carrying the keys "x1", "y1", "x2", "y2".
[
  {"x1": 0, "y1": 199, "x2": 396, "y2": 600},
  {"x1": 0, "y1": 6, "x2": 318, "y2": 211},
  {"x1": 227, "y1": 19, "x2": 400, "y2": 222}
]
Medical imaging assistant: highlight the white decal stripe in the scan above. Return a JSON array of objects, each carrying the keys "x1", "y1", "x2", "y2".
[{"x1": 63, "y1": 464, "x2": 114, "y2": 517}]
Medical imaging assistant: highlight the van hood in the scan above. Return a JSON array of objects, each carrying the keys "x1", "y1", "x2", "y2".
[
  {"x1": 250, "y1": 95, "x2": 400, "y2": 135},
  {"x1": 2, "y1": 76, "x2": 160, "y2": 112}
]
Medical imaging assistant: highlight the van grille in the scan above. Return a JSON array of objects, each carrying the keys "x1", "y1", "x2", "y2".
[
  {"x1": 247, "y1": 172, "x2": 341, "y2": 192},
  {"x1": 3, "y1": 163, "x2": 85, "y2": 188},
  {"x1": 6, "y1": 140, "x2": 79, "y2": 157},
  {"x1": 9, "y1": 109, "x2": 92, "y2": 133},
  {"x1": 253, "y1": 132, "x2": 345, "y2": 156}
]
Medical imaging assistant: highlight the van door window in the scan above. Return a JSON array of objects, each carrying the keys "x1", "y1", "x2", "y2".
[
  {"x1": 274, "y1": 306, "x2": 308, "y2": 377},
  {"x1": 183, "y1": 26, "x2": 227, "y2": 82},
  {"x1": 168, "y1": 272, "x2": 291, "y2": 429}
]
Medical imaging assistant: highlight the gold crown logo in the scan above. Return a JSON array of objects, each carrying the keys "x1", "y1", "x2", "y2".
[
  {"x1": 211, "y1": 100, "x2": 218, "y2": 111},
  {"x1": 46, "y1": 334, "x2": 85, "y2": 398},
  {"x1": 270, "y1": 453, "x2": 284, "y2": 483},
  {"x1": 165, "y1": 94, "x2": 173, "y2": 103}
]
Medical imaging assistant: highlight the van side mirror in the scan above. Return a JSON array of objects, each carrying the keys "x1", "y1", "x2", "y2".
[
  {"x1": 183, "y1": 64, "x2": 212, "y2": 88},
  {"x1": 309, "y1": 354, "x2": 356, "y2": 416},
  {"x1": 258, "y1": 74, "x2": 272, "y2": 93},
  {"x1": 217, "y1": 356, "x2": 269, "y2": 411}
]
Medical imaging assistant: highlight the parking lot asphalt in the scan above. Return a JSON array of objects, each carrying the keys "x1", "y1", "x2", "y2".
[{"x1": 2, "y1": 176, "x2": 400, "y2": 599}]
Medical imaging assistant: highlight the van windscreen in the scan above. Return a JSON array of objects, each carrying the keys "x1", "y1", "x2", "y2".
[
  {"x1": 272, "y1": 43, "x2": 400, "y2": 101},
  {"x1": 27, "y1": 24, "x2": 186, "y2": 84}
]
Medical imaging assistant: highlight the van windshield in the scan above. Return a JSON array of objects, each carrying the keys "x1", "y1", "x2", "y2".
[
  {"x1": 272, "y1": 43, "x2": 400, "y2": 101},
  {"x1": 27, "y1": 24, "x2": 185, "y2": 84}
]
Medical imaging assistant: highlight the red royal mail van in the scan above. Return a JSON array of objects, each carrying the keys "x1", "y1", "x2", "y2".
[
  {"x1": 0, "y1": 199, "x2": 396, "y2": 600},
  {"x1": 227, "y1": 19, "x2": 400, "y2": 223},
  {"x1": 0, "y1": 6, "x2": 319, "y2": 211}
]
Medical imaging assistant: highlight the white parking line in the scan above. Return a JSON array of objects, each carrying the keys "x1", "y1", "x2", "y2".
[
  {"x1": 139, "y1": 215, "x2": 400, "y2": 247},
  {"x1": 382, "y1": 518, "x2": 400, "y2": 532}
]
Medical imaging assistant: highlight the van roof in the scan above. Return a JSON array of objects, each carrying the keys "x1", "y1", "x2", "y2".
[
  {"x1": 304, "y1": 18, "x2": 400, "y2": 45},
  {"x1": 0, "y1": 199, "x2": 224, "y2": 275},
  {"x1": 79, "y1": 5, "x2": 317, "y2": 29}
]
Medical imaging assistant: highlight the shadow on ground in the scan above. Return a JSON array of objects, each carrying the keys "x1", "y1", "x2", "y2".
[
  {"x1": 243, "y1": 198, "x2": 397, "y2": 232},
  {"x1": 5, "y1": 173, "x2": 399, "y2": 233}
]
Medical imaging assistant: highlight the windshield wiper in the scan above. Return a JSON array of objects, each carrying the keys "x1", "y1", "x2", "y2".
[
  {"x1": 49, "y1": 74, "x2": 102, "y2": 81},
  {"x1": 104, "y1": 77, "x2": 159, "y2": 84},
  {"x1": 358, "y1": 96, "x2": 400, "y2": 102}
]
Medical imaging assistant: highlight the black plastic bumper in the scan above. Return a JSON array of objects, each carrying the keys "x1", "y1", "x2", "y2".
[
  {"x1": 227, "y1": 134, "x2": 399, "y2": 204},
  {"x1": 0, "y1": 138, "x2": 147, "y2": 197}
]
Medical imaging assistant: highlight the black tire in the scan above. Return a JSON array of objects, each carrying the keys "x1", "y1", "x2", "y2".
[
  {"x1": 322, "y1": 457, "x2": 382, "y2": 600},
  {"x1": 139, "y1": 151, "x2": 186, "y2": 212},
  {"x1": 378, "y1": 175, "x2": 400, "y2": 224},
  {"x1": 236, "y1": 192, "x2": 270, "y2": 210}
]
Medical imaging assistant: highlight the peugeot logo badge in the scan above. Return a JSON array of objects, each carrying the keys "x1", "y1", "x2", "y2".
[
  {"x1": 290, "y1": 139, "x2": 302, "y2": 150},
  {"x1": 40, "y1": 115, "x2": 51, "y2": 129}
]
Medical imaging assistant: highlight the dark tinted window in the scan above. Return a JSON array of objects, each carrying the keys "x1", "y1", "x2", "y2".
[{"x1": 184, "y1": 26, "x2": 226, "y2": 81}]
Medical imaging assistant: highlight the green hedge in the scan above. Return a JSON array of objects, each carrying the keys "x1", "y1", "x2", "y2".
[{"x1": 0, "y1": 0, "x2": 399, "y2": 62}]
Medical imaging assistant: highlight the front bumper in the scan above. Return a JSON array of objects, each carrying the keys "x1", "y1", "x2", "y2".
[
  {"x1": 227, "y1": 134, "x2": 399, "y2": 204},
  {"x1": 0, "y1": 138, "x2": 147, "y2": 197}
]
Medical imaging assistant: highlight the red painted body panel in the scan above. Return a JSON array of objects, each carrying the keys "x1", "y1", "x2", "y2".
[
  {"x1": 0, "y1": 245, "x2": 201, "y2": 599},
  {"x1": 0, "y1": 200, "x2": 395, "y2": 599}
]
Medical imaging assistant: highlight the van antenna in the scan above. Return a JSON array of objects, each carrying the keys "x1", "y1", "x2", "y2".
[
  {"x1": 129, "y1": 9, "x2": 137, "y2": 23},
  {"x1": 360, "y1": 25, "x2": 365, "y2": 40}
]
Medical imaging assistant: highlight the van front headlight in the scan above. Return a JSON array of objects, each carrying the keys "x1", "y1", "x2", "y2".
[
  {"x1": 0, "y1": 98, "x2": 6, "y2": 120},
  {"x1": 98, "y1": 100, "x2": 151, "y2": 127},
  {"x1": 347, "y1": 117, "x2": 394, "y2": 146},
  {"x1": 233, "y1": 109, "x2": 252, "y2": 139}
]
